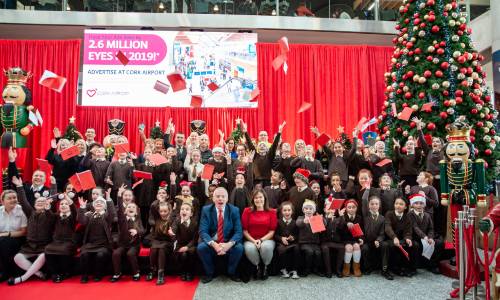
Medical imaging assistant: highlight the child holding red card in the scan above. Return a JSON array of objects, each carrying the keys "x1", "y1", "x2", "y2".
[
  {"x1": 384, "y1": 197, "x2": 415, "y2": 277},
  {"x1": 393, "y1": 138, "x2": 422, "y2": 192},
  {"x1": 323, "y1": 173, "x2": 347, "y2": 217},
  {"x1": 275, "y1": 202, "x2": 300, "y2": 279},
  {"x1": 80, "y1": 145, "x2": 110, "y2": 189},
  {"x1": 46, "y1": 135, "x2": 80, "y2": 192},
  {"x1": 338, "y1": 199, "x2": 364, "y2": 277},
  {"x1": 368, "y1": 141, "x2": 394, "y2": 187},
  {"x1": 296, "y1": 200, "x2": 324, "y2": 277},
  {"x1": 361, "y1": 196, "x2": 393, "y2": 280},
  {"x1": 133, "y1": 147, "x2": 155, "y2": 228}
]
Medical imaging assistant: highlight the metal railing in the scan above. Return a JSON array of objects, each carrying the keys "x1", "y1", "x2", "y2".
[{"x1": 0, "y1": 0, "x2": 490, "y2": 22}]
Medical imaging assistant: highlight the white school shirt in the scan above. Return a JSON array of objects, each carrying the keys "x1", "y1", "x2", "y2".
[{"x1": 0, "y1": 205, "x2": 28, "y2": 232}]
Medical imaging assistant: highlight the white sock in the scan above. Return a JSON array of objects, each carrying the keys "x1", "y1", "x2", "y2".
[
  {"x1": 18, "y1": 254, "x2": 46, "y2": 284},
  {"x1": 344, "y1": 252, "x2": 353, "y2": 264},
  {"x1": 14, "y1": 253, "x2": 32, "y2": 272},
  {"x1": 353, "y1": 250, "x2": 361, "y2": 263}
]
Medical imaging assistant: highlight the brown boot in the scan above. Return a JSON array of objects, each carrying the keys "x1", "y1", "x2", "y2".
[
  {"x1": 342, "y1": 263, "x2": 351, "y2": 277},
  {"x1": 353, "y1": 262, "x2": 362, "y2": 277}
]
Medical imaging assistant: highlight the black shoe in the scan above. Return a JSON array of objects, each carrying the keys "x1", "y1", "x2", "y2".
[
  {"x1": 7, "y1": 277, "x2": 18, "y2": 286},
  {"x1": 429, "y1": 267, "x2": 441, "y2": 275},
  {"x1": 93, "y1": 276, "x2": 102, "y2": 282},
  {"x1": 146, "y1": 272, "x2": 154, "y2": 281},
  {"x1": 229, "y1": 274, "x2": 241, "y2": 282},
  {"x1": 156, "y1": 271, "x2": 165, "y2": 285},
  {"x1": 381, "y1": 270, "x2": 394, "y2": 280},
  {"x1": 201, "y1": 275, "x2": 213, "y2": 284},
  {"x1": 406, "y1": 269, "x2": 417, "y2": 277},
  {"x1": 262, "y1": 266, "x2": 269, "y2": 280},
  {"x1": 80, "y1": 276, "x2": 89, "y2": 284},
  {"x1": 132, "y1": 273, "x2": 140, "y2": 281},
  {"x1": 335, "y1": 273, "x2": 343, "y2": 278},
  {"x1": 363, "y1": 269, "x2": 372, "y2": 275},
  {"x1": 110, "y1": 274, "x2": 121, "y2": 282},
  {"x1": 0, "y1": 273, "x2": 8, "y2": 283},
  {"x1": 38, "y1": 272, "x2": 48, "y2": 281},
  {"x1": 449, "y1": 256, "x2": 456, "y2": 266},
  {"x1": 393, "y1": 269, "x2": 405, "y2": 277},
  {"x1": 325, "y1": 272, "x2": 333, "y2": 278},
  {"x1": 180, "y1": 273, "x2": 187, "y2": 281},
  {"x1": 53, "y1": 275, "x2": 63, "y2": 283},
  {"x1": 185, "y1": 273, "x2": 194, "y2": 282}
]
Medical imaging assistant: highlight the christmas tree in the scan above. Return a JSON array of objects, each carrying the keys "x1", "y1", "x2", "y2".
[
  {"x1": 150, "y1": 120, "x2": 164, "y2": 139},
  {"x1": 377, "y1": 0, "x2": 499, "y2": 186},
  {"x1": 63, "y1": 116, "x2": 81, "y2": 142}
]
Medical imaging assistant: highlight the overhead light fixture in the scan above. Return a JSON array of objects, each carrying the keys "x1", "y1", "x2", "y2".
[
  {"x1": 213, "y1": 4, "x2": 219, "y2": 12},
  {"x1": 159, "y1": 2, "x2": 164, "y2": 9},
  {"x1": 271, "y1": 9, "x2": 276, "y2": 16},
  {"x1": 368, "y1": 2, "x2": 375, "y2": 10}
]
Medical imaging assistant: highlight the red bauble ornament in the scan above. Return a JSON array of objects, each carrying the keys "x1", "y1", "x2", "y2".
[
  {"x1": 427, "y1": 56, "x2": 433, "y2": 62},
  {"x1": 406, "y1": 42, "x2": 413, "y2": 49},
  {"x1": 471, "y1": 108, "x2": 478, "y2": 114},
  {"x1": 442, "y1": 90, "x2": 449, "y2": 96},
  {"x1": 395, "y1": 25, "x2": 401, "y2": 30},
  {"x1": 461, "y1": 80, "x2": 469, "y2": 87},
  {"x1": 418, "y1": 92, "x2": 425, "y2": 99},
  {"x1": 427, "y1": 123, "x2": 436, "y2": 130},
  {"x1": 431, "y1": 25, "x2": 440, "y2": 33},
  {"x1": 459, "y1": 67, "x2": 467, "y2": 74},
  {"x1": 426, "y1": 0, "x2": 435, "y2": 5},
  {"x1": 435, "y1": 70, "x2": 443, "y2": 77},
  {"x1": 420, "y1": 23, "x2": 426, "y2": 29},
  {"x1": 455, "y1": 97, "x2": 463, "y2": 104},
  {"x1": 424, "y1": 70, "x2": 432, "y2": 78},
  {"x1": 484, "y1": 149, "x2": 492, "y2": 156},
  {"x1": 401, "y1": 147, "x2": 408, "y2": 154},
  {"x1": 437, "y1": 48, "x2": 445, "y2": 55},
  {"x1": 473, "y1": 147, "x2": 478, "y2": 154},
  {"x1": 406, "y1": 71, "x2": 414, "y2": 77},
  {"x1": 443, "y1": 100, "x2": 450, "y2": 107},
  {"x1": 476, "y1": 121, "x2": 484, "y2": 127},
  {"x1": 396, "y1": 127, "x2": 403, "y2": 133},
  {"x1": 404, "y1": 18, "x2": 410, "y2": 24},
  {"x1": 402, "y1": 103, "x2": 408, "y2": 108},
  {"x1": 410, "y1": 121, "x2": 416, "y2": 128},
  {"x1": 457, "y1": 56, "x2": 466, "y2": 64},
  {"x1": 383, "y1": 126, "x2": 389, "y2": 132},
  {"x1": 455, "y1": 90, "x2": 463, "y2": 97},
  {"x1": 415, "y1": 48, "x2": 422, "y2": 54},
  {"x1": 440, "y1": 62, "x2": 449, "y2": 69},
  {"x1": 491, "y1": 129, "x2": 496, "y2": 135},
  {"x1": 413, "y1": 18, "x2": 420, "y2": 25},
  {"x1": 404, "y1": 92, "x2": 412, "y2": 99},
  {"x1": 439, "y1": 41, "x2": 446, "y2": 47},
  {"x1": 469, "y1": 129, "x2": 475, "y2": 136},
  {"x1": 428, "y1": 14, "x2": 436, "y2": 22},
  {"x1": 459, "y1": 23, "x2": 466, "y2": 31},
  {"x1": 439, "y1": 112, "x2": 448, "y2": 119},
  {"x1": 466, "y1": 67, "x2": 473, "y2": 75}
]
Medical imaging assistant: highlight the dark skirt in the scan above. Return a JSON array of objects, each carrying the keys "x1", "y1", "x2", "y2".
[
  {"x1": 45, "y1": 240, "x2": 76, "y2": 256},
  {"x1": 80, "y1": 242, "x2": 110, "y2": 254},
  {"x1": 20, "y1": 241, "x2": 48, "y2": 255},
  {"x1": 277, "y1": 243, "x2": 298, "y2": 255},
  {"x1": 151, "y1": 239, "x2": 173, "y2": 250}
]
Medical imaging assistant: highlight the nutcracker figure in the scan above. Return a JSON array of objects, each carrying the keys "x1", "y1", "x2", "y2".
[
  {"x1": 0, "y1": 67, "x2": 37, "y2": 148},
  {"x1": 440, "y1": 117, "x2": 487, "y2": 242}
]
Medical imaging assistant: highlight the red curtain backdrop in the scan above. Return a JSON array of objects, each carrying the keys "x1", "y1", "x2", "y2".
[
  {"x1": 257, "y1": 43, "x2": 393, "y2": 144},
  {"x1": 1, "y1": 39, "x2": 393, "y2": 188},
  {"x1": 0, "y1": 40, "x2": 80, "y2": 182}
]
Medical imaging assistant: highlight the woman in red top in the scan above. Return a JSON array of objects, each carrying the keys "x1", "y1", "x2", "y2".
[{"x1": 242, "y1": 189, "x2": 277, "y2": 280}]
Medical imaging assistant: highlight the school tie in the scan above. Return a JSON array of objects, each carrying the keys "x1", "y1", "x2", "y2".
[
  {"x1": 419, "y1": 213, "x2": 424, "y2": 220},
  {"x1": 217, "y1": 208, "x2": 224, "y2": 243},
  {"x1": 191, "y1": 165, "x2": 197, "y2": 178}
]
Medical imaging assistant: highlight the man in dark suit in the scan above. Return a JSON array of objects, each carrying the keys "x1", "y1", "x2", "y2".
[
  {"x1": 197, "y1": 187, "x2": 243, "y2": 283},
  {"x1": 7, "y1": 147, "x2": 56, "y2": 207},
  {"x1": 163, "y1": 131, "x2": 187, "y2": 163}
]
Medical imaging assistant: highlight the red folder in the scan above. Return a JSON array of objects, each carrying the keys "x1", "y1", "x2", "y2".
[
  {"x1": 278, "y1": 36, "x2": 289, "y2": 55},
  {"x1": 272, "y1": 54, "x2": 286, "y2": 71},
  {"x1": 167, "y1": 73, "x2": 186, "y2": 92},
  {"x1": 191, "y1": 95, "x2": 203, "y2": 108},
  {"x1": 316, "y1": 133, "x2": 331, "y2": 146},
  {"x1": 132, "y1": 179, "x2": 144, "y2": 189},
  {"x1": 297, "y1": 102, "x2": 312, "y2": 113},
  {"x1": 133, "y1": 170, "x2": 153, "y2": 180},
  {"x1": 309, "y1": 215, "x2": 326, "y2": 233},
  {"x1": 249, "y1": 87, "x2": 260, "y2": 102},
  {"x1": 60, "y1": 145, "x2": 80, "y2": 160},
  {"x1": 398, "y1": 107, "x2": 413, "y2": 121},
  {"x1": 201, "y1": 164, "x2": 215, "y2": 180},
  {"x1": 328, "y1": 198, "x2": 345, "y2": 211},
  {"x1": 116, "y1": 51, "x2": 129, "y2": 66},
  {"x1": 149, "y1": 153, "x2": 168, "y2": 165},
  {"x1": 207, "y1": 82, "x2": 219, "y2": 92},
  {"x1": 68, "y1": 174, "x2": 82, "y2": 192},
  {"x1": 376, "y1": 158, "x2": 392, "y2": 167},
  {"x1": 39, "y1": 70, "x2": 67, "y2": 93},
  {"x1": 349, "y1": 223, "x2": 364, "y2": 238},
  {"x1": 77, "y1": 170, "x2": 96, "y2": 191},
  {"x1": 356, "y1": 117, "x2": 368, "y2": 131},
  {"x1": 114, "y1": 143, "x2": 130, "y2": 155},
  {"x1": 398, "y1": 245, "x2": 410, "y2": 260}
]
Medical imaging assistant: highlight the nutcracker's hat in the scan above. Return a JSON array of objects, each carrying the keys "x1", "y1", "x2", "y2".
[
  {"x1": 446, "y1": 116, "x2": 470, "y2": 142},
  {"x1": 4, "y1": 67, "x2": 31, "y2": 85}
]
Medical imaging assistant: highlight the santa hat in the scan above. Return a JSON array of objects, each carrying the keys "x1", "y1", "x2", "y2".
[
  {"x1": 409, "y1": 194, "x2": 426, "y2": 206},
  {"x1": 236, "y1": 166, "x2": 247, "y2": 175},
  {"x1": 344, "y1": 199, "x2": 358, "y2": 208},
  {"x1": 294, "y1": 168, "x2": 311, "y2": 183},
  {"x1": 158, "y1": 181, "x2": 168, "y2": 190}
]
